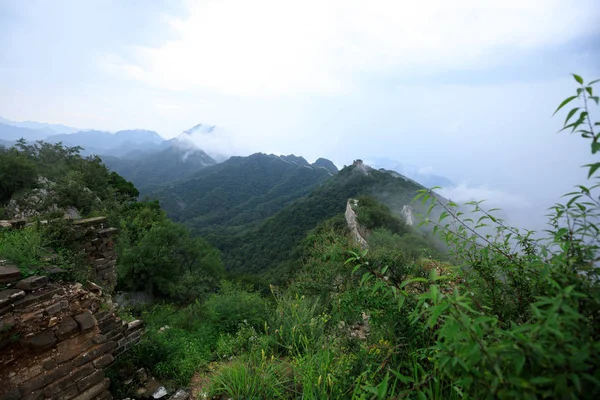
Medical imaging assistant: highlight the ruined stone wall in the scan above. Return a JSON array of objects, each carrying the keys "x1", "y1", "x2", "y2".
[
  {"x1": 0, "y1": 217, "x2": 144, "y2": 400},
  {"x1": 345, "y1": 199, "x2": 368, "y2": 249},
  {"x1": 72, "y1": 217, "x2": 118, "y2": 291}
]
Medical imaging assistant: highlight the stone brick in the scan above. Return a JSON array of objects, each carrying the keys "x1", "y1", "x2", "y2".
[
  {"x1": 14, "y1": 276, "x2": 48, "y2": 291},
  {"x1": 95, "y1": 391, "x2": 112, "y2": 400},
  {"x1": 20, "y1": 329, "x2": 57, "y2": 352},
  {"x1": 45, "y1": 300, "x2": 68, "y2": 316},
  {"x1": 0, "y1": 265, "x2": 21, "y2": 284},
  {"x1": 70, "y1": 378, "x2": 109, "y2": 400},
  {"x1": 74, "y1": 312, "x2": 96, "y2": 333},
  {"x1": 13, "y1": 288, "x2": 63, "y2": 310},
  {"x1": 55, "y1": 383, "x2": 80, "y2": 400},
  {"x1": 76, "y1": 370, "x2": 104, "y2": 392},
  {"x1": 55, "y1": 316, "x2": 79, "y2": 341},
  {"x1": 126, "y1": 320, "x2": 143, "y2": 332},
  {"x1": 43, "y1": 363, "x2": 94, "y2": 397},
  {"x1": 19, "y1": 362, "x2": 72, "y2": 394},
  {"x1": 92, "y1": 334, "x2": 107, "y2": 344},
  {"x1": 93, "y1": 311, "x2": 109, "y2": 323},
  {"x1": 56, "y1": 335, "x2": 93, "y2": 363},
  {"x1": 126, "y1": 330, "x2": 142, "y2": 343},
  {"x1": 92, "y1": 354, "x2": 113, "y2": 368},
  {"x1": 0, "y1": 289, "x2": 25, "y2": 308},
  {"x1": 72, "y1": 341, "x2": 116, "y2": 367},
  {"x1": 9, "y1": 364, "x2": 43, "y2": 386}
]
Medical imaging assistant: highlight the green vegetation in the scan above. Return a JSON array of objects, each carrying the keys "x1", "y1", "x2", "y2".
[
  {"x1": 3, "y1": 76, "x2": 599, "y2": 399},
  {"x1": 102, "y1": 144, "x2": 216, "y2": 194},
  {"x1": 202, "y1": 160, "x2": 428, "y2": 278}
]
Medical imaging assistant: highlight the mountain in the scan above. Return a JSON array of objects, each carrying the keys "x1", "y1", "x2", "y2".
[
  {"x1": 0, "y1": 116, "x2": 79, "y2": 134},
  {"x1": 176, "y1": 159, "x2": 428, "y2": 275},
  {"x1": 102, "y1": 139, "x2": 217, "y2": 192},
  {"x1": 0, "y1": 138, "x2": 14, "y2": 148},
  {"x1": 148, "y1": 153, "x2": 337, "y2": 235},
  {"x1": 364, "y1": 156, "x2": 454, "y2": 189},
  {"x1": 312, "y1": 157, "x2": 339, "y2": 174},
  {"x1": 178, "y1": 123, "x2": 235, "y2": 162},
  {"x1": 0, "y1": 122, "x2": 52, "y2": 142},
  {"x1": 46, "y1": 129, "x2": 165, "y2": 156}
]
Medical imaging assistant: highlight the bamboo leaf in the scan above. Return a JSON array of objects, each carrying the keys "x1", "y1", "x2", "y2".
[
  {"x1": 564, "y1": 107, "x2": 580, "y2": 125},
  {"x1": 573, "y1": 74, "x2": 584, "y2": 84},
  {"x1": 585, "y1": 162, "x2": 600, "y2": 179}
]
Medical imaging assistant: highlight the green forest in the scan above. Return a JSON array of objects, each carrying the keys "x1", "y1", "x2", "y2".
[{"x1": 1, "y1": 76, "x2": 599, "y2": 399}]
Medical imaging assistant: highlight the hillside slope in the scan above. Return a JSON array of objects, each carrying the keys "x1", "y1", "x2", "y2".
[
  {"x1": 149, "y1": 153, "x2": 336, "y2": 234},
  {"x1": 102, "y1": 142, "x2": 217, "y2": 192},
  {"x1": 206, "y1": 160, "x2": 428, "y2": 275}
]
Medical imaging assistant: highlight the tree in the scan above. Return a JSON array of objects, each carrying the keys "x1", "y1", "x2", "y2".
[
  {"x1": 118, "y1": 219, "x2": 224, "y2": 302},
  {"x1": 0, "y1": 147, "x2": 37, "y2": 203}
]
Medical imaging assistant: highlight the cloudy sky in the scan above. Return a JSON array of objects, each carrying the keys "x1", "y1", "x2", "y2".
[{"x1": 1, "y1": 0, "x2": 599, "y2": 230}]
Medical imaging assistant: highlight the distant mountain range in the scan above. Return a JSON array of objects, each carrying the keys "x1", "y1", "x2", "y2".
[
  {"x1": 0, "y1": 116, "x2": 79, "y2": 134},
  {"x1": 0, "y1": 115, "x2": 456, "y2": 194}
]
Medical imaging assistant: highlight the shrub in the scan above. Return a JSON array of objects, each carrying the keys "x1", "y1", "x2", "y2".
[{"x1": 204, "y1": 281, "x2": 270, "y2": 334}]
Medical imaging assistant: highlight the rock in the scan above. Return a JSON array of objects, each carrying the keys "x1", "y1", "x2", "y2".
[
  {"x1": 0, "y1": 288, "x2": 26, "y2": 307},
  {"x1": 136, "y1": 368, "x2": 149, "y2": 383},
  {"x1": 55, "y1": 316, "x2": 79, "y2": 340},
  {"x1": 74, "y1": 311, "x2": 96, "y2": 333},
  {"x1": 15, "y1": 276, "x2": 48, "y2": 291},
  {"x1": 0, "y1": 265, "x2": 22, "y2": 284},
  {"x1": 169, "y1": 389, "x2": 190, "y2": 400},
  {"x1": 21, "y1": 329, "x2": 58, "y2": 351},
  {"x1": 153, "y1": 386, "x2": 168, "y2": 399}
]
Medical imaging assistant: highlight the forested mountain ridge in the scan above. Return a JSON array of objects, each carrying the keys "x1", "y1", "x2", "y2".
[
  {"x1": 101, "y1": 141, "x2": 217, "y2": 193},
  {"x1": 148, "y1": 152, "x2": 337, "y2": 234},
  {"x1": 204, "y1": 159, "x2": 430, "y2": 276}
]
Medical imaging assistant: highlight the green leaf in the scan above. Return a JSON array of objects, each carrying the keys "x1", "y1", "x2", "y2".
[
  {"x1": 573, "y1": 74, "x2": 584, "y2": 84},
  {"x1": 592, "y1": 142, "x2": 600, "y2": 154},
  {"x1": 588, "y1": 78, "x2": 600, "y2": 85},
  {"x1": 564, "y1": 107, "x2": 580, "y2": 125},
  {"x1": 585, "y1": 162, "x2": 600, "y2": 179},
  {"x1": 585, "y1": 86, "x2": 593, "y2": 96},
  {"x1": 440, "y1": 211, "x2": 450, "y2": 222},
  {"x1": 591, "y1": 96, "x2": 600, "y2": 105}
]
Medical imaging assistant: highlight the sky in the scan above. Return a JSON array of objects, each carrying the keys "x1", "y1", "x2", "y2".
[{"x1": 1, "y1": 0, "x2": 600, "y2": 231}]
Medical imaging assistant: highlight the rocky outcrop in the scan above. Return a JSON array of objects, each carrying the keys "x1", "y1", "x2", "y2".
[{"x1": 401, "y1": 205, "x2": 414, "y2": 226}]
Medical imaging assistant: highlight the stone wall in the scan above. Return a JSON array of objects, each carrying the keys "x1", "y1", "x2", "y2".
[
  {"x1": 345, "y1": 199, "x2": 368, "y2": 249},
  {"x1": 72, "y1": 217, "x2": 118, "y2": 291},
  {"x1": 0, "y1": 217, "x2": 144, "y2": 400}
]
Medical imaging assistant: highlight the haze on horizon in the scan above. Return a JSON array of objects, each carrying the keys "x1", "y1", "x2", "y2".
[{"x1": 1, "y1": 0, "x2": 600, "y2": 232}]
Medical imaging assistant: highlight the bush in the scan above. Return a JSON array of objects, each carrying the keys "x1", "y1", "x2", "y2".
[
  {"x1": 204, "y1": 281, "x2": 271, "y2": 334},
  {"x1": 343, "y1": 75, "x2": 600, "y2": 399}
]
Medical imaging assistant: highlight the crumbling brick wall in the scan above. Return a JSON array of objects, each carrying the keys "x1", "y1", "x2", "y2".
[
  {"x1": 72, "y1": 217, "x2": 118, "y2": 291},
  {"x1": 0, "y1": 217, "x2": 144, "y2": 400}
]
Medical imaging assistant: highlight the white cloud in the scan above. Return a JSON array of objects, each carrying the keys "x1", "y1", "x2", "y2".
[
  {"x1": 439, "y1": 183, "x2": 532, "y2": 209},
  {"x1": 103, "y1": 0, "x2": 600, "y2": 96}
]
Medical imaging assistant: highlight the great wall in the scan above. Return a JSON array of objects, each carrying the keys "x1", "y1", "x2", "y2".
[{"x1": 0, "y1": 217, "x2": 144, "y2": 400}]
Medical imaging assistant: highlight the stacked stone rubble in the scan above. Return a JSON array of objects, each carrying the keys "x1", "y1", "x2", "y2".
[{"x1": 0, "y1": 217, "x2": 144, "y2": 400}]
